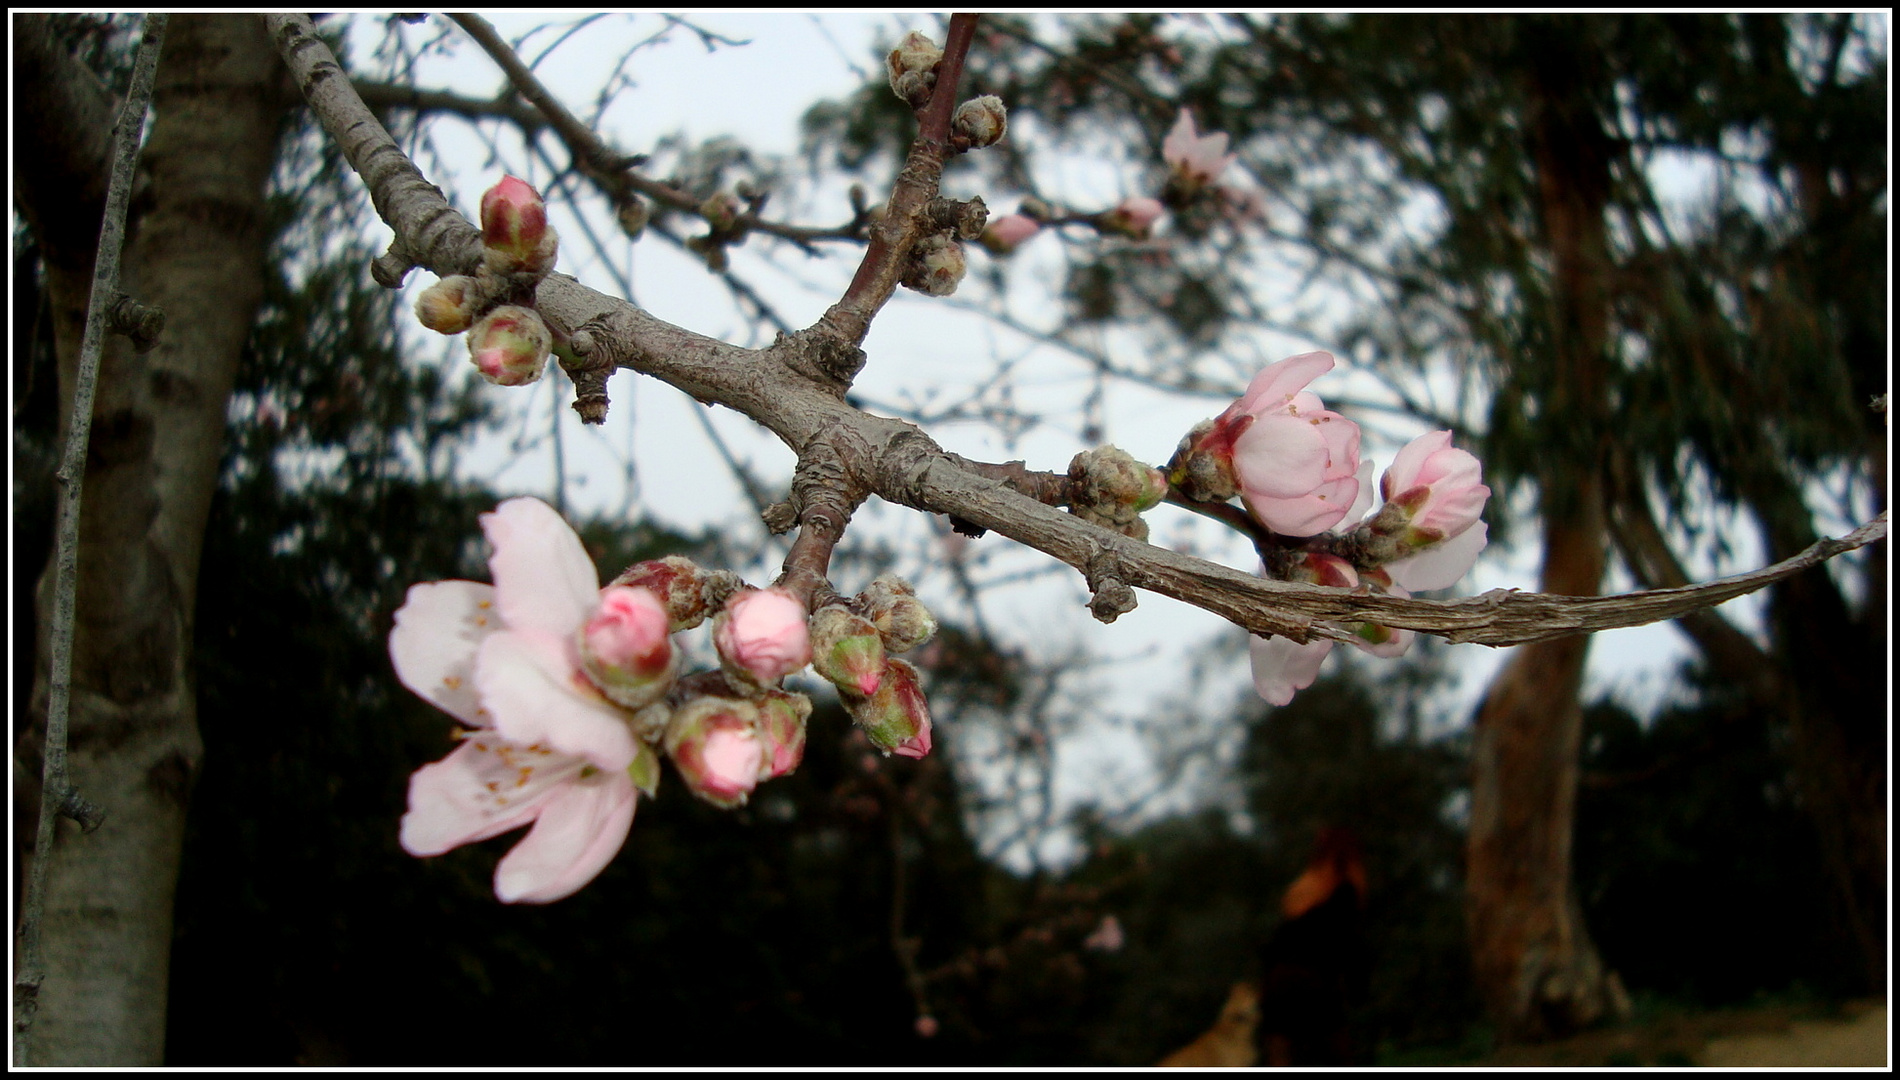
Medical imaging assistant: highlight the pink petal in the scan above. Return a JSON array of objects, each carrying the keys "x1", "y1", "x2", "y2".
[
  {"x1": 399, "y1": 737, "x2": 580, "y2": 856},
  {"x1": 1237, "y1": 352, "x2": 1335, "y2": 416},
  {"x1": 1341, "y1": 460, "x2": 1376, "y2": 527},
  {"x1": 494, "y1": 768, "x2": 637, "y2": 904},
  {"x1": 476, "y1": 628, "x2": 638, "y2": 772},
  {"x1": 481, "y1": 497, "x2": 600, "y2": 639},
  {"x1": 1387, "y1": 520, "x2": 1488, "y2": 592},
  {"x1": 1249, "y1": 635, "x2": 1334, "y2": 706},
  {"x1": 389, "y1": 580, "x2": 501, "y2": 727},
  {"x1": 1233, "y1": 414, "x2": 1329, "y2": 497}
]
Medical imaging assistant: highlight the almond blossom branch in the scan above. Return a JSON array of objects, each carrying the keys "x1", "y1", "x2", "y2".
[
  {"x1": 266, "y1": 13, "x2": 1885, "y2": 655},
  {"x1": 448, "y1": 12, "x2": 871, "y2": 252},
  {"x1": 15, "y1": 14, "x2": 167, "y2": 1064}
]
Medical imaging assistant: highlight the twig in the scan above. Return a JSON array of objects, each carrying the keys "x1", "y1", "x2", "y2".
[{"x1": 13, "y1": 14, "x2": 168, "y2": 1066}]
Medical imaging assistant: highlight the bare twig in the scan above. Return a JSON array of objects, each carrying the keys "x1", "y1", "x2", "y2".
[{"x1": 13, "y1": 14, "x2": 168, "y2": 1065}]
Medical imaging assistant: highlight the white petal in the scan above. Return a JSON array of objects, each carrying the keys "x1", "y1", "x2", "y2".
[
  {"x1": 1388, "y1": 520, "x2": 1489, "y2": 592},
  {"x1": 494, "y1": 769, "x2": 637, "y2": 904},
  {"x1": 1249, "y1": 634, "x2": 1334, "y2": 706},
  {"x1": 476, "y1": 628, "x2": 638, "y2": 772},
  {"x1": 1342, "y1": 460, "x2": 1377, "y2": 527},
  {"x1": 481, "y1": 497, "x2": 600, "y2": 638},
  {"x1": 399, "y1": 737, "x2": 582, "y2": 856},
  {"x1": 389, "y1": 580, "x2": 500, "y2": 726}
]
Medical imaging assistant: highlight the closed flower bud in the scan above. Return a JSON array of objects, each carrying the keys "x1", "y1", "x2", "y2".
[
  {"x1": 856, "y1": 575, "x2": 937, "y2": 654},
  {"x1": 1099, "y1": 196, "x2": 1165, "y2": 240},
  {"x1": 610, "y1": 555, "x2": 714, "y2": 632},
  {"x1": 577, "y1": 586, "x2": 676, "y2": 708},
  {"x1": 953, "y1": 95, "x2": 1008, "y2": 149},
  {"x1": 902, "y1": 234, "x2": 966, "y2": 297},
  {"x1": 480, "y1": 175, "x2": 558, "y2": 276},
  {"x1": 713, "y1": 587, "x2": 812, "y2": 688},
  {"x1": 886, "y1": 31, "x2": 943, "y2": 107},
  {"x1": 755, "y1": 688, "x2": 811, "y2": 780},
  {"x1": 810, "y1": 605, "x2": 886, "y2": 698},
  {"x1": 627, "y1": 739, "x2": 663, "y2": 798},
  {"x1": 415, "y1": 275, "x2": 480, "y2": 335},
  {"x1": 467, "y1": 305, "x2": 552, "y2": 386},
  {"x1": 699, "y1": 191, "x2": 742, "y2": 234},
  {"x1": 848, "y1": 658, "x2": 933, "y2": 759},
  {"x1": 664, "y1": 697, "x2": 765, "y2": 808},
  {"x1": 1067, "y1": 445, "x2": 1169, "y2": 537},
  {"x1": 615, "y1": 195, "x2": 649, "y2": 240},
  {"x1": 980, "y1": 213, "x2": 1041, "y2": 256}
]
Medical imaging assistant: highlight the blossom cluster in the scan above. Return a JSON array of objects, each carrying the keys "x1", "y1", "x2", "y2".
[
  {"x1": 1165, "y1": 352, "x2": 1491, "y2": 705},
  {"x1": 390, "y1": 498, "x2": 937, "y2": 902},
  {"x1": 979, "y1": 109, "x2": 1256, "y2": 255},
  {"x1": 413, "y1": 176, "x2": 563, "y2": 388}
]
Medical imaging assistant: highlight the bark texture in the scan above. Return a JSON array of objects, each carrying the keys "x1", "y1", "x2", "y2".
[{"x1": 18, "y1": 15, "x2": 284, "y2": 1064}]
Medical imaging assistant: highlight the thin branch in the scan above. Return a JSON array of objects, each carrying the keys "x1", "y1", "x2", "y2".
[
  {"x1": 350, "y1": 79, "x2": 549, "y2": 131},
  {"x1": 13, "y1": 14, "x2": 167, "y2": 1065}
]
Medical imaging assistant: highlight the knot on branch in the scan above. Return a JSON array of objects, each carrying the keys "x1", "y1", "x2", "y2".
[
  {"x1": 1084, "y1": 547, "x2": 1140, "y2": 624},
  {"x1": 775, "y1": 327, "x2": 867, "y2": 395},
  {"x1": 558, "y1": 335, "x2": 615, "y2": 425},
  {"x1": 56, "y1": 785, "x2": 106, "y2": 833},
  {"x1": 371, "y1": 239, "x2": 417, "y2": 288},
  {"x1": 924, "y1": 195, "x2": 989, "y2": 240},
  {"x1": 107, "y1": 293, "x2": 164, "y2": 353}
]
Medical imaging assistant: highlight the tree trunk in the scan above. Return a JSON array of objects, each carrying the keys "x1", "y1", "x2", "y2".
[
  {"x1": 1463, "y1": 20, "x2": 1629, "y2": 1043},
  {"x1": 16, "y1": 14, "x2": 284, "y2": 1064}
]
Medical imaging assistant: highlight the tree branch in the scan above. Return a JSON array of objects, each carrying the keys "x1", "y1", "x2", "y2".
[
  {"x1": 13, "y1": 14, "x2": 167, "y2": 1065},
  {"x1": 265, "y1": 13, "x2": 1887, "y2": 654}
]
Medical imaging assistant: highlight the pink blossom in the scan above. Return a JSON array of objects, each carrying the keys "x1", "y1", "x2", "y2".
[
  {"x1": 1162, "y1": 110, "x2": 1235, "y2": 193},
  {"x1": 389, "y1": 497, "x2": 649, "y2": 903},
  {"x1": 1379, "y1": 431, "x2": 1490, "y2": 545},
  {"x1": 1228, "y1": 352, "x2": 1363, "y2": 536},
  {"x1": 1250, "y1": 633, "x2": 1335, "y2": 707},
  {"x1": 1386, "y1": 520, "x2": 1489, "y2": 593},
  {"x1": 1100, "y1": 196, "x2": 1166, "y2": 239},
  {"x1": 1083, "y1": 914, "x2": 1126, "y2": 953},
  {"x1": 980, "y1": 213, "x2": 1041, "y2": 255},
  {"x1": 714, "y1": 587, "x2": 812, "y2": 686}
]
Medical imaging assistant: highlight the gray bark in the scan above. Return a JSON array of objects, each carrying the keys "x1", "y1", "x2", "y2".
[{"x1": 16, "y1": 14, "x2": 285, "y2": 1064}]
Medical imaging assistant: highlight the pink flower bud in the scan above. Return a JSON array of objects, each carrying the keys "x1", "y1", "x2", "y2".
[
  {"x1": 848, "y1": 658, "x2": 932, "y2": 759},
  {"x1": 856, "y1": 575, "x2": 937, "y2": 654},
  {"x1": 664, "y1": 697, "x2": 765, "y2": 808},
  {"x1": 953, "y1": 95, "x2": 1008, "y2": 149},
  {"x1": 810, "y1": 605, "x2": 886, "y2": 698},
  {"x1": 1375, "y1": 431, "x2": 1490, "y2": 547},
  {"x1": 1168, "y1": 352, "x2": 1362, "y2": 536},
  {"x1": 415, "y1": 275, "x2": 480, "y2": 335},
  {"x1": 1100, "y1": 196, "x2": 1165, "y2": 240},
  {"x1": 610, "y1": 555, "x2": 713, "y2": 632},
  {"x1": 1287, "y1": 552, "x2": 1359, "y2": 590},
  {"x1": 901, "y1": 234, "x2": 966, "y2": 297},
  {"x1": 755, "y1": 688, "x2": 811, "y2": 780},
  {"x1": 979, "y1": 213, "x2": 1041, "y2": 256},
  {"x1": 714, "y1": 587, "x2": 812, "y2": 688},
  {"x1": 577, "y1": 586, "x2": 675, "y2": 708},
  {"x1": 480, "y1": 175, "x2": 558, "y2": 276},
  {"x1": 1162, "y1": 110, "x2": 1235, "y2": 196},
  {"x1": 467, "y1": 305, "x2": 552, "y2": 386}
]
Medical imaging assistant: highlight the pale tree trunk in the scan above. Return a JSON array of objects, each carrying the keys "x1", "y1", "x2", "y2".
[
  {"x1": 14, "y1": 14, "x2": 284, "y2": 1064},
  {"x1": 1463, "y1": 22, "x2": 1629, "y2": 1043}
]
